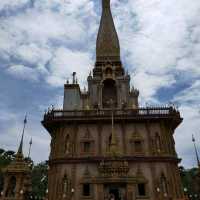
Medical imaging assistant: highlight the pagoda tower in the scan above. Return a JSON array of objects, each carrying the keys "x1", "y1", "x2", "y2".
[
  {"x1": 42, "y1": 0, "x2": 184, "y2": 199},
  {"x1": 0, "y1": 117, "x2": 32, "y2": 200}
]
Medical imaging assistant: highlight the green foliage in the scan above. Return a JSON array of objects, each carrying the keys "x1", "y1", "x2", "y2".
[
  {"x1": 0, "y1": 148, "x2": 16, "y2": 193},
  {"x1": 31, "y1": 162, "x2": 48, "y2": 198},
  {"x1": 179, "y1": 166, "x2": 200, "y2": 199}
]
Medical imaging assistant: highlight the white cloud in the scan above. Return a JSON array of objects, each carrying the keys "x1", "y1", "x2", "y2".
[
  {"x1": 113, "y1": 0, "x2": 200, "y2": 101},
  {"x1": 6, "y1": 64, "x2": 39, "y2": 81},
  {"x1": 132, "y1": 71, "x2": 175, "y2": 101},
  {"x1": 0, "y1": 0, "x2": 30, "y2": 11},
  {"x1": 174, "y1": 80, "x2": 200, "y2": 105},
  {"x1": 0, "y1": 0, "x2": 97, "y2": 86},
  {"x1": 0, "y1": 117, "x2": 50, "y2": 163},
  {"x1": 15, "y1": 43, "x2": 52, "y2": 66},
  {"x1": 46, "y1": 47, "x2": 92, "y2": 87}
]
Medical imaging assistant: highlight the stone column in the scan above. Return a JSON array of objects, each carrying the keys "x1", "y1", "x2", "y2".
[
  {"x1": 97, "y1": 184, "x2": 104, "y2": 200},
  {"x1": 127, "y1": 184, "x2": 135, "y2": 200}
]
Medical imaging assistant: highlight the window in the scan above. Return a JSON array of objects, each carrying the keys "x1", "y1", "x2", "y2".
[
  {"x1": 82, "y1": 183, "x2": 90, "y2": 196},
  {"x1": 83, "y1": 142, "x2": 91, "y2": 153},
  {"x1": 134, "y1": 141, "x2": 142, "y2": 153},
  {"x1": 138, "y1": 183, "x2": 146, "y2": 196},
  {"x1": 161, "y1": 175, "x2": 168, "y2": 194}
]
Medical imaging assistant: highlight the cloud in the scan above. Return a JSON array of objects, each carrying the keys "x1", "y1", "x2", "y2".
[
  {"x1": 132, "y1": 71, "x2": 175, "y2": 101},
  {"x1": 0, "y1": 0, "x2": 30, "y2": 12},
  {"x1": 0, "y1": 0, "x2": 97, "y2": 86},
  {"x1": 112, "y1": 0, "x2": 200, "y2": 102},
  {"x1": 174, "y1": 80, "x2": 200, "y2": 105},
  {"x1": 6, "y1": 64, "x2": 39, "y2": 81},
  {"x1": 15, "y1": 43, "x2": 52, "y2": 67},
  {"x1": 46, "y1": 47, "x2": 92, "y2": 87},
  {"x1": 0, "y1": 0, "x2": 200, "y2": 168}
]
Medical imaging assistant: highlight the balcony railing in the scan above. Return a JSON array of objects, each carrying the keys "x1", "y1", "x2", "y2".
[{"x1": 43, "y1": 106, "x2": 181, "y2": 121}]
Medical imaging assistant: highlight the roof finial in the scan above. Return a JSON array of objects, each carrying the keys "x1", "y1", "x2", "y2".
[
  {"x1": 17, "y1": 115, "x2": 27, "y2": 156},
  {"x1": 192, "y1": 134, "x2": 200, "y2": 168},
  {"x1": 72, "y1": 72, "x2": 76, "y2": 84}
]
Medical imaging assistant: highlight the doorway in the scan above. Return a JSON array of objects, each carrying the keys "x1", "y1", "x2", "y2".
[
  {"x1": 105, "y1": 184, "x2": 126, "y2": 200},
  {"x1": 109, "y1": 187, "x2": 120, "y2": 200}
]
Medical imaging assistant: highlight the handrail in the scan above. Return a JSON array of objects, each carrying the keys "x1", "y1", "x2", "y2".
[{"x1": 43, "y1": 107, "x2": 180, "y2": 121}]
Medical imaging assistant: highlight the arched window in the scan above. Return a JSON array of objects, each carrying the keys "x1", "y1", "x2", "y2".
[
  {"x1": 62, "y1": 174, "x2": 71, "y2": 197},
  {"x1": 105, "y1": 67, "x2": 113, "y2": 76},
  {"x1": 102, "y1": 79, "x2": 117, "y2": 108},
  {"x1": 5, "y1": 176, "x2": 16, "y2": 197},
  {"x1": 160, "y1": 173, "x2": 168, "y2": 195}
]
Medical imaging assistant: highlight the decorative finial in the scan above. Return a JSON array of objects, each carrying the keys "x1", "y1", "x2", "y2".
[
  {"x1": 72, "y1": 72, "x2": 76, "y2": 84},
  {"x1": 192, "y1": 134, "x2": 200, "y2": 168},
  {"x1": 17, "y1": 115, "x2": 27, "y2": 156}
]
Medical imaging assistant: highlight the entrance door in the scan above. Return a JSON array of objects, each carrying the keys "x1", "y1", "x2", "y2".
[
  {"x1": 104, "y1": 184, "x2": 126, "y2": 200},
  {"x1": 109, "y1": 187, "x2": 120, "y2": 200}
]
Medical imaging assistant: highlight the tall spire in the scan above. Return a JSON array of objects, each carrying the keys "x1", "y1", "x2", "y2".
[
  {"x1": 17, "y1": 115, "x2": 27, "y2": 156},
  {"x1": 96, "y1": 0, "x2": 120, "y2": 62},
  {"x1": 192, "y1": 134, "x2": 200, "y2": 168}
]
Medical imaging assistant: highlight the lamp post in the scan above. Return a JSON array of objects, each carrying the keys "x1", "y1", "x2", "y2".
[
  {"x1": 184, "y1": 188, "x2": 189, "y2": 200},
  {"x1": 0, "y1": 191, "x2": 3, "y2": 199},
  {"x1": 20, "y1": 189, "x2": 24, "y2": 200},
  {"x1": 156, "y1": 187, "x2": 160, "y2": 200},
  {"x1": 71, "y1": 188, "x2": 75, "y2": 200}
]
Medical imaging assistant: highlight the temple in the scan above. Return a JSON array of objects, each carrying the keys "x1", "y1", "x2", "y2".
[
  {"x1": 42, "y1": 0, "x2": 184, "y2": 199},
  {"x1": 0, "y1": 117, "x2": 32, "y2": 200}
]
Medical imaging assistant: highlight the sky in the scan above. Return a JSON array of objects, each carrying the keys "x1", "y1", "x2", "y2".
[{"x1": 0, "y1": 0, "x2": 200, "y2": 168}]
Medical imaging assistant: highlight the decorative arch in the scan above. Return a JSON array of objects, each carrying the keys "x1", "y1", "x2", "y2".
[
  {"x1": 62, "y1": 173, "x2": 71, "y2": 198},
  {"x1": 5, "y1": 176, "x2": 16, "y2": 197},
  {"x1": 160, "y1": 173, "x2": 168, "y2": 195},
  {"x1": 130, "y1": 128, "x2": 144, "y2": 154},
  {"x1": 102, "y1": 79, "x2": 117, "y2": 108},
  {"x1": 80, "y1": 127, "x2": 95, "y2": 154},
  {"x1": 105, "y1": 67, "x2": 113, "y2": 76}
]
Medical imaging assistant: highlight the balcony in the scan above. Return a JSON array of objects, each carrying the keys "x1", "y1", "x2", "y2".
[{"x1": 42, "y1": 107, "x2": 182, "y2": 131}]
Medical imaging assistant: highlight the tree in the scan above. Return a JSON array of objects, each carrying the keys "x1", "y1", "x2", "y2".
[{"x1": 31, "y1": 161, "x2": 48, "y2": 198}]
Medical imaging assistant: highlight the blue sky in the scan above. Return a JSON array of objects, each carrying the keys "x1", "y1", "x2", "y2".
[{"x1": 0, "y1": 0, "x2": 200, "y2": 168}]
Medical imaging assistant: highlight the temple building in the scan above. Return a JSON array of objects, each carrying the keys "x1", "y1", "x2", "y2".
[
  {"x1": 0, "y1": 118, "x2": 32, "y2": 200},
  {"x1": 42, "y1": 0, "x2": 184, "y2": 199}
]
